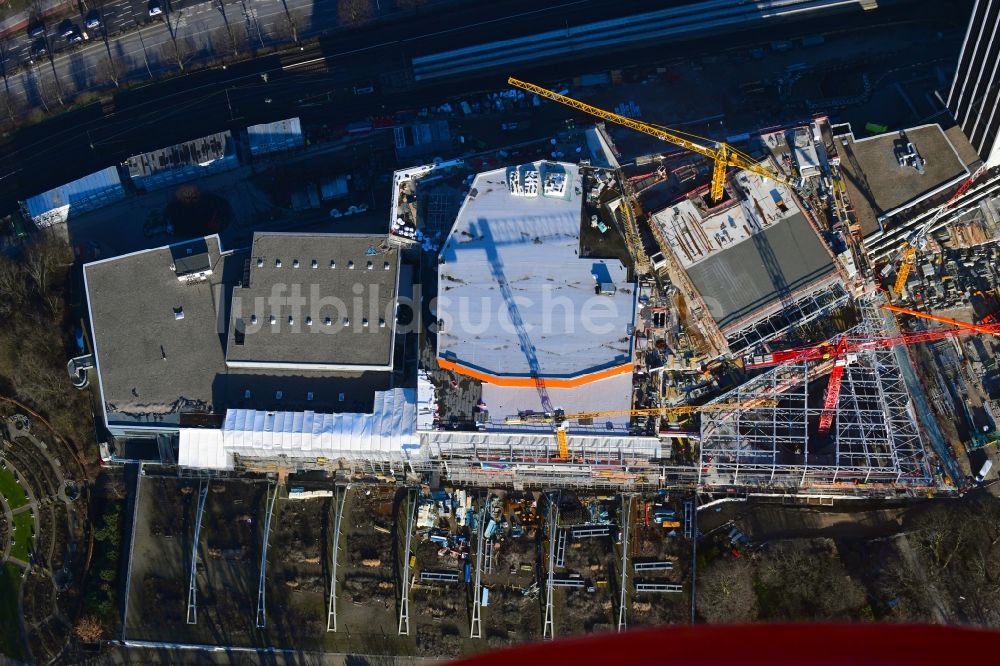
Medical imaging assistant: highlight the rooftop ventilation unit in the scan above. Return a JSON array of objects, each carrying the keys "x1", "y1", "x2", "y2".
[{"x1": 173, "y1": 307, "x2": 185, "y2": 320}]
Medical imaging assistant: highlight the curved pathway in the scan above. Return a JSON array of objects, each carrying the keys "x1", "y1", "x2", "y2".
[{"x1": 1, "y1": 414, "x2": 78, "y2": 665}]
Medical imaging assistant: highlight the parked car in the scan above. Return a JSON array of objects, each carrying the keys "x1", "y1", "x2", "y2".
[
  {"x1": 59, "y1": 20, "x2": 76, "y2": 38},
  {"x1": 27, "y1": 22, "x2": 45, "y2": 39},
  {"x1": 85, "y1": 11, "x2": 101, "y2": 30},
  {"x1": 148, "y1": 1, "x2": 163, "y2": 17},
  {"x1": 67, "y1": 27, "x2": 84, "y2": 44},
  {"x1": 30, "y1": 38, "x2": 47, "y2": 57}
]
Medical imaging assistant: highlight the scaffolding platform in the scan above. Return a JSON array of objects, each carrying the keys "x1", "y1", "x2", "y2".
[
  {"x1": 551, "y1": 576, "x2": 588, "y2": 588},
  {"x1": 635, "y1": 582, "x2": 683, "y2": 593},
  {"x1": 570, "y1": 524, "x2": 612, "y2": 539},
  {"x1": 554, "y1": 529, "x2": 568, "y2": 567},
  {"x1": 420, "y1": 570, "x2": 461, "y2": 583},
  {"x1": 634, "y1": 560, "x2": 673, "y2": 572}
]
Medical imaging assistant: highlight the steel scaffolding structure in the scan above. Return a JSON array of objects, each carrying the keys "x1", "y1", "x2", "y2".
[
  {"x1": 186, "y1": 479, "x2": 210, "y2": 625},
  {"x1": 398, "y1": 488, "x2": 418, "y2": 636},
  {"x1": 542, "y1": 493, "x2": 559, "y2": 641},
  {"x1": 724, "y1": 282, "x2": 851, "y2": 354},
  {"x1": 617, "y1": 494, "x2": 632, "y2": 632},
  {"x1": 700, "y1": 297, "x2": 933, "y2": 490},
  {"x1": 470, "y1": 498, "x2": 487, "y2": 639},
  {"x1": 256, "y1": 483, "x2": 278, "y2": 628},
  {"x1": 326, "y1": 484, "x2": 348, "y2": 632}
]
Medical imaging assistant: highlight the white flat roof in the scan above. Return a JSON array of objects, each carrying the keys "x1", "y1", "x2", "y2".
[
  {"x1": 437, "y1": 161, "x2": 635, "y2": 381},
  {"x1": 221, "y1": 388, "x2": 418, "y2": 462}
]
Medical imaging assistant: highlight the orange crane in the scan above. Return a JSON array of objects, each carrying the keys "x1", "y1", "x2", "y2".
[
  {"x1": 746, "y1": 306, "x2": 1000, "y2": 436},
  {"x1": 508, "y1": 77, "x2": 791, "y2": 203},
  {"x1": 505, "y1": 400, "x2": 778, "y2": 460}
]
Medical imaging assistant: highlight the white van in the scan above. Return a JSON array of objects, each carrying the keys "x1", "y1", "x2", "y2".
[{"x1": 975, "y1": 459, "x2": 993, "y2": 483}]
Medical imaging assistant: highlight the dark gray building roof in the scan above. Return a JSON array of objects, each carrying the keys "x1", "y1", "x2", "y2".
[
  {"x1": 838, "y1": 124, "x2": 968, "y2": 237},
  {"x1": 84, "y1": 233, "x2": 398, "y2": 430},
  {"x1": 685, "y1": 212, "x2": 839, "y2": 332},
  {"x1": 226, "y1": 233, "x2": 399, "y2": 370}
]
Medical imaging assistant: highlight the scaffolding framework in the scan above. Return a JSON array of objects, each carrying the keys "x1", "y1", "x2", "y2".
[
  {"x1": 635, "y1": 582, "x2": 684, "y2": 593},
  {"x1": 543, "y1": 493, "x2": 559, "y2": 641},
  {"x1": 470, "y1": 499, "x2": 487, "y2": 639},
  {"x1": 185, "y1": 480, "x2": 210, "y2": 625},
  {"x1": 398, "y1": 488, "x2": 418, "y2": 636},
  {"x1": 724, "y1": 282, "x2": 851, "y2": 354},
  {"x1": 617, "y1": 494, "x2": 632, "y2": 632},
  {"x1": 700, "y1": 296, "x2": 933, "y2": 491},
  {"x1": 554, "y1": 529, "x2": 567, "y2": 568},
  {"x1": 326, "y1": 484, "x2": 348, "y2": 632},
  {"x1": 256, "y1": 483, "x2": 278, "y2": 628},
  {"x1": 634, "y1": 561, "x2": 673, "y2": 572}
]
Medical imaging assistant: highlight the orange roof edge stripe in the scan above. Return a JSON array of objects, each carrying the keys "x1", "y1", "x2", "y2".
[{"x1": 437, "y1": 357, "x2": 633, "y2": 388}]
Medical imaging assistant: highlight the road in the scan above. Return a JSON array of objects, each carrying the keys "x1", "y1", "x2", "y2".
[
  {"x1": 0, "y1": 0, "x2": 415, "y2": 116},
  {"x1": 0, "y1": 0, "x2": 968, "y2": 215}
]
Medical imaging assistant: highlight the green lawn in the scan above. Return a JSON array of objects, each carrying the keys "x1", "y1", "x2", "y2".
[
  {"x1": 10, "y1": 511, "x2": 33, "y2": 562},
  {"x1": 0, "y1": 465, "x2": 29, "y2": 510},
  {"x1": 0, "y1": 563, "x2": 25, "y2": 662}
]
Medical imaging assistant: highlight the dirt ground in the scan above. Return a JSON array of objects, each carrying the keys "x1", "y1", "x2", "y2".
[
  {"x1": 334, "y1": 485, "x2": 411, "y2": 655},
  {"x1": 124, "y1": 476, "x2": 196, "y2": 639},
  {"x1": 126, "y1": 478, "x2": 270, "y2": 646}
]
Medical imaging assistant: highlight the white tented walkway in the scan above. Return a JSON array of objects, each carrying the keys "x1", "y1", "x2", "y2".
[
  {"x1": 221, "y1": 388, "x2": 419, "y2": 461},
  {"x1": 178, "y1": 428, "x2": 233, "y2": 470}
]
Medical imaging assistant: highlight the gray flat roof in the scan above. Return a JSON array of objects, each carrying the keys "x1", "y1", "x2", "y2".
[
  {"x1": 838, "y1": 124, "x2": 968, "y2": 237},
  {"x1": 85, "y1": 234, "x2": 397, "y2": 428},
  {"x1": 226, "y1": 233, "x2": 399, "y2": 369},
  {"x1": 85, "y1": 236, "x2": 231, "y2": 426},
  {"x1": 685, "y1": 212, "x2": 838, "y2": 332}
]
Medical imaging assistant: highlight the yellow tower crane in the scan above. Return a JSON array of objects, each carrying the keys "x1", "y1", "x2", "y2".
[
  {"x1": 508, "y1": 77, "x2": 792, "y2": 203},
  {"x1": 892, "y1": 245, "x2": 917, "y2": 298},
  {"x1": 505, "y1": 400, "x2": 779, "y2": 460}
]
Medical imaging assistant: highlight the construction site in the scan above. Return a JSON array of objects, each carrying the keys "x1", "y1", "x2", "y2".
[
  {"x1": 100, "y1": 57, "x2": 1000, "y2": 654},
  {"x1": 122, "y1": 477, "x2": 700, "y2": 652}
]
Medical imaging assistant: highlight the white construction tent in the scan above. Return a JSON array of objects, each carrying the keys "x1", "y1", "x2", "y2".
[
  {"x1": 247, "y1": 117, "x2": 305, "y2": 156},
  {"x1": 221, "y1": 388, "x2": 419, "y2": 463},
  {"x1": 178, "y1": 428, "x2": 233, "y2": 470},
  {"x1": 22, "y1": 166, "x2": 126, "y2": 227}
]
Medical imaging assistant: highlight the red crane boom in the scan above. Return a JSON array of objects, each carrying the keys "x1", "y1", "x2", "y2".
[{"x1": 745, "y1": 307, "x2": 1000, "y2": 437}]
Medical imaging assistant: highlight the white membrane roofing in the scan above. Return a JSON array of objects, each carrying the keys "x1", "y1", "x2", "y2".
[
  {"x1": 178, "y1": 428, "x2": 233, "y2": 470},
  {"x1": 437, "y1": 161, "x2": 635, "y2": 380},
  {"x1": 221, "y1": 388, "x2": 418, "y2": 460}
]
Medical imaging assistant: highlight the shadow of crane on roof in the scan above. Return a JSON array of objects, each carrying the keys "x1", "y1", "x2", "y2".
[{"x1": 471, "y1": 217, "x2": 554, "y2": 414}]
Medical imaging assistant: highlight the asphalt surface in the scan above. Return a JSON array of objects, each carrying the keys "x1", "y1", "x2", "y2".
[
  {"x1": 0, "y1": 0, "x2": 969, "y2": 215},
  {"x1": 0, "y1": 0, "x2": 412, "y2": 114}
]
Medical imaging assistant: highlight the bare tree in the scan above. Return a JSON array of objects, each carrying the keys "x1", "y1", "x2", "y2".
[
  {"x1": 755, "y1": 539, "x2": 866, "y2": 621},
  {"x1": 338, "y1": 0, "x2": 374, "y2": 26},
  {"x1": 74, "y1": 616, "x2": 103, "y2": 642},
  {"x1": 697, "y1": 556, "x2": 758, "y2": 623}
]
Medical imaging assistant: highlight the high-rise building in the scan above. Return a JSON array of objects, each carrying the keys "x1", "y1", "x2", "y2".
[{"x1": 947, "y1": 0, "x2": 1000, "y2": 167}]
